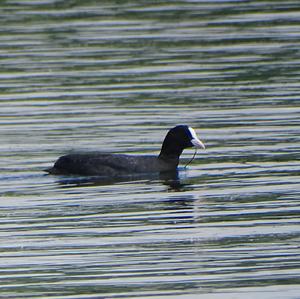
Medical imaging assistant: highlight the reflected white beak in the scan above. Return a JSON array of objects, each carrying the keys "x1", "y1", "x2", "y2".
[{"x1": 191, "y1": 138, "x2": 206, "y2": 149}]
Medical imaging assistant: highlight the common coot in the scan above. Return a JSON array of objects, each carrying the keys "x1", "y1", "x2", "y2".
[{"x1": 46, "y1": 125, "x2": 205, "y2": 176}]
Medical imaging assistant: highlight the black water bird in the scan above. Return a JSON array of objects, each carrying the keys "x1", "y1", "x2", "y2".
[{"x1": 46, "y1": 125, "x2": 205, "y2": 177}]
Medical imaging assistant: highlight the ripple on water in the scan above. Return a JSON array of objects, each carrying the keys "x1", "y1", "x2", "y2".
[{"x1": 1, "y1": 0, "x2": 300, "y2": 298}]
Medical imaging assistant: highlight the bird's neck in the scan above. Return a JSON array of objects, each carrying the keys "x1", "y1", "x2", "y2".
[{"x1": 158, "y1": 139, "x2": 184, "y2": 163}]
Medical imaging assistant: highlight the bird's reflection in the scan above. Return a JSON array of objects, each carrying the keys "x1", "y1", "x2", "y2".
[{"x1": 50, "y1": 170, "x2": 192, "y2": 191}]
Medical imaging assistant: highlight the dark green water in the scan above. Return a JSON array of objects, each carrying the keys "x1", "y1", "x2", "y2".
[{"x1": 0, "y1": 1, "x2": 300, "y2": 298}]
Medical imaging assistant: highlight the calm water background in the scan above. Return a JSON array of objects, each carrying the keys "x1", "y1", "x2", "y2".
[{"x1": 1, "y1": 0, "x2": 300, "y2": 298}]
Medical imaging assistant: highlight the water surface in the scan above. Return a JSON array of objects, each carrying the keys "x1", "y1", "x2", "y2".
[{"x1": 0, "y1": 0, "x2": 300, "y2": 298}]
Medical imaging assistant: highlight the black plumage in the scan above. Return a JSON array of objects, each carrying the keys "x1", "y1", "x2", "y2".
[{"x1": 46, "y1": 125, "x2": 205, "y2": 176}]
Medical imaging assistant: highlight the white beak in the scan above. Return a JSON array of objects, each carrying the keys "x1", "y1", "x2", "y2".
[
  {"x1": 189, "y1": 127, "x2": 206, "y2": 149},
  {"x1": 191, "y1": 138, "x2": 206, "y2": 149}
]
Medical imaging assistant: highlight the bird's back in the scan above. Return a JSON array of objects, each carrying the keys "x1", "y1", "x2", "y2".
[{"x1": 46, "y1": 152, "x2": 177, "y2": 176}]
